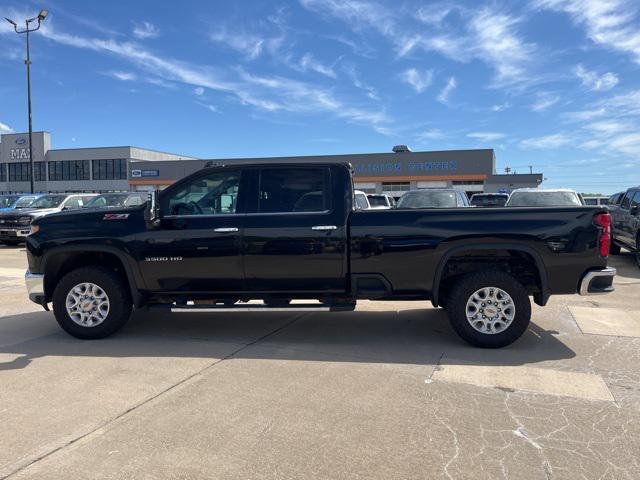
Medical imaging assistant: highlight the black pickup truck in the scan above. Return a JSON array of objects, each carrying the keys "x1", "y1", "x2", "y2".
[
  {"x1": 610, "y1": 186, "x2": 640, "y2": 267},
  {"x1": 25, "y1": 161, "x2": 615, "y2": 347}
]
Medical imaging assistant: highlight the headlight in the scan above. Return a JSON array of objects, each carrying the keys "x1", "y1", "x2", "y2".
[{"x1": 19, "y1": 216, "x2": 33, "y2": 225}]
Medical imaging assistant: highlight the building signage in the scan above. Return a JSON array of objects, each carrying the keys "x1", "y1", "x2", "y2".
[
  {"x1": 10, "y1": 148, "x2": 30, "y2": 160},
  {"x1": 131, "y1": 169, "x2": 159, "y2": 178},
  {"x1": 353, "y1": 160, "x2": 458, "y2": 176}
]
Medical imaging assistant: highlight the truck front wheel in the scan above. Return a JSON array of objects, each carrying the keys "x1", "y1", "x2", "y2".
[
  {"x1": 446, "y1": 270, "x2": 531, "y2": 348},
  {"x1": 53, "y1": 266, "x2": 132, "y2": 339}
]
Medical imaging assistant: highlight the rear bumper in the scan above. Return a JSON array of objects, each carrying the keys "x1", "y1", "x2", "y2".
[
  {"x1": 579, "y1": 267, "x2": 616, "y2": 295},
  {"x1": 25, "y1": 270, "x2": 45, "y2": 304}
]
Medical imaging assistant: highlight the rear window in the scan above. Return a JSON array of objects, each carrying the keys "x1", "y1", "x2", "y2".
[
  {"x1": 397, "y1": 190, "x2": 457, "y2": 209},
  {"x1": 584, "y1": 198, "x2": 598, "y2": 206},
  {"x1": 367, "y1": 195, "x2": 388, "y2": 207},
  {"x1": 470, "y1": 195, "x2": 508, "y2": 207},
  {"x1": 507, "y1": 191, "x2": 582, "y2": 207},
  {"x1": 259, "y1": 168, "x2": 330, "y2": 213}
]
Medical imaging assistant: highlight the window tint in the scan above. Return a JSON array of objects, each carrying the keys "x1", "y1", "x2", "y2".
[
  {"x1": 259, "y1": 168, "x2": 329, "y2": 213},
  {"x1": 632, "y1": 191, "x2": 640, "y2": 209},
  {"x1": 367, "y1": 195, "x2": 388, "y2": 207},
  {"x1": 48, "y1": 161, "x2": 90, "y2": 181},
  {"x1": 165, "y1": 170, "x2": 240, "y2": 216},
  {"x1": 397, "y1": 190, "x2": 457, "y2": 209},
  {"x1": 29, "y1": 195, "x2": 66, "y2": 209},
  {"x1": 92, "y1": 159, "x2": 128, "y2": 180},
  {"x1": 507, "y1": 191, "x2": 582, "y2": 207},
  {"x1": 621, "y1": 192, "x2": 633, "y2": 209},
  {"x1": 355, "y1": 193, "x2": 369, "y2": 210},
  {"x1": 64, "y1": 197, "x2": 84, "y2": 209},
  {"x1": 124, "y1": 193, "x2": 147, "y2": 206},
  {"x1": 470, "y1": 195, "x2": 508, "y2": 207},
  {"x1": 8, "y1": 163, "x2": 30, "y2": 182},
  {"x1": 584, "y1": 198, "x2": 597, "y2": 205}
]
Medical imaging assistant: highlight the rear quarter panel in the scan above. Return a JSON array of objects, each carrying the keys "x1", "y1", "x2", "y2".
[{"x1": 349, "y1": 206, "x2": 607, "y2": 296}]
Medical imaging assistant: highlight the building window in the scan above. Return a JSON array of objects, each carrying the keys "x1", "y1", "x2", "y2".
[
  {"x1": 452, "y1": 180, "x2": 483, "y2": 185},
  {"x1": 34, "y1": 162, "x2": 47, "y2": 181},
  {"x1": 8, "y1": 162, "x2": 31, "y2": 182},
  {"x1": 48, "y1": 160, "x2": 90, "y2": 181},
  {"x1": 0, "y1": 164, "x2": 6, "y2": 182},
  {"x1": 382, "y1": 182, "x2": 410, "y2": 192},
  {"x1": 92, "y1": 159, "x2": 127, "y2": 180}
]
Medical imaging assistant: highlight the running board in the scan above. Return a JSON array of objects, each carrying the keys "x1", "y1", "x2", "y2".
[{"x1": 168, "y1": 303, "x2": 355, "y2": 313}]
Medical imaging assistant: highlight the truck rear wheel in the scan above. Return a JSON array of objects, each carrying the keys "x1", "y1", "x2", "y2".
[
  {"x1": 446, "y1": 270, "x2": 531, "y2": 348},
  {"x1": 53, "y1": 266, "x2": 132, "y2": 339}
]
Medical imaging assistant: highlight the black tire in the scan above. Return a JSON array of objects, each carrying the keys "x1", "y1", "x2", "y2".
[
  {"x1": 609, "y1": 242, "x2": 621, "y2": 255},
  {"x1": 446, "y1": 270, "x2": 531, "y2": 348},
  {"x1": 53, "y1": 266, "x2": 132, "y2": 339}
]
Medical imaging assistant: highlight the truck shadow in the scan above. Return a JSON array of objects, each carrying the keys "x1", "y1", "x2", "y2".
[
  {"x1": 610, "y1": 251, "x2": 640, "y2": 281},
  {"x1": 0, "y1": 307, "x2": 576, "y2": 371}
]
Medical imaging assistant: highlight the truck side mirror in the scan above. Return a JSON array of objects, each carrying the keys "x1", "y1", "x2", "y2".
[{"x1": 631, "y1": 205, "x2": 639, "y2": 216}]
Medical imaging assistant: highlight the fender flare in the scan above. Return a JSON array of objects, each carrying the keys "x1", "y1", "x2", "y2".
[
  {"x1": 41, "y1": 244, "x2": 145, "y2": 307},
  {"x1": 431, "y1": 242, "x2": 550, "y2": 307}
]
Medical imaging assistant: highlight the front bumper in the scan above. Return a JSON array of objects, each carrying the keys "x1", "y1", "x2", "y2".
[
  {"x1": 25, "y1": 270, "x2": 45, "y2": 304},
  {"x1": 579, "y1": 267, "x2": 616, "y2": 295},
  {"x1": 0, "y1": 227, "x2": 31, "y2": 240}
]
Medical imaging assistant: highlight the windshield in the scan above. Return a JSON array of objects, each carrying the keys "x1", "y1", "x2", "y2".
[
  {"x1": 85, "y1": 194, "x2": 128, "y2": 208},
  {"x1": 28, "y1": 195, "x2": 67, "y2": 209},
  {"x1": 14, "y1": 196, "x2": 36, "y2": 208},
  {"x1": 471, "y1": 195, "x2": 508, "y2": 207},
  {"x1": 367, "y1": 196, "x2": 388, "y2": 207},
  {"x1": 507, "y1": 191, "x2": 582, "y2": 207},
  {"x1": 0, "y1": 196, "x2": 20, "y2": 208},
  {"x1": 397, "y1": 191, "x2": 457, "y2": 209}
]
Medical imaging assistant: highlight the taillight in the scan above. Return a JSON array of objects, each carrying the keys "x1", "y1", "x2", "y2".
[{"x1": 593, "y1": 212, "x2": 611, "y2": 257}]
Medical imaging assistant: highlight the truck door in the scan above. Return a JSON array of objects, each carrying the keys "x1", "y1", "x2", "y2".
[
  {"x1": 135, "y1": 168, "x2": 245, "y2": 293},
  {"x1": 617, "y1": 191, "x2": 635, "y2": 247},
  {"x1": 242, "y1": 166, "x2": 347, "y2": 294}
]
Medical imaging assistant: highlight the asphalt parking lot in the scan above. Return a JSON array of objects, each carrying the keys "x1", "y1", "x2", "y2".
[{"x1": 1, "y1": 246, "x2": 639, "y2": 480}]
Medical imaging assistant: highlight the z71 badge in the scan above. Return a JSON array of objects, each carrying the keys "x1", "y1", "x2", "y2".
[{"x1": 103, "y1": 213, "x2": 130, "y2": 220}]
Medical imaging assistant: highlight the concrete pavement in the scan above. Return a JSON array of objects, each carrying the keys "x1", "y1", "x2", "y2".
[{"x1": 1, "y1": 245, "x2": 639, "y2": 479}]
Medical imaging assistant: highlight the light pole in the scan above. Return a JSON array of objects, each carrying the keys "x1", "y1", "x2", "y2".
[{"x1": 5, "y1": 10, "x2": 48, "y2": 194}]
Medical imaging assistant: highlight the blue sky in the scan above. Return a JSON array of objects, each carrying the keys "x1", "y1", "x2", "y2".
[{"x1": 1, "y1": 0, "x2": 639, "y2": 194}]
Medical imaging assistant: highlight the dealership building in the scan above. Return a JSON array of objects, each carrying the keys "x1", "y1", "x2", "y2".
[{"x1": 1, "y1": 131, "x2": 543, "y2": 197}]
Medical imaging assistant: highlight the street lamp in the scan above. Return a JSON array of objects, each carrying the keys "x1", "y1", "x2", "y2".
[{"x1": 5, "y1": 10, "x2": 48, "y2": 194}]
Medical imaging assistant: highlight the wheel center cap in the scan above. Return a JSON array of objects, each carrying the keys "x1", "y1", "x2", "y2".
[
  {"x1": 485, "y1": 306, "x2": 498, "y2": 317},
  {"x1": 81, "y1": 300, "x2": 93, "y2": 311}
]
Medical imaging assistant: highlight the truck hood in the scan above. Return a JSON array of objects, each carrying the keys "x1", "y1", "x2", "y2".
[{"x1": 15, "y1": 208, "x2": 61, "y2": 218}]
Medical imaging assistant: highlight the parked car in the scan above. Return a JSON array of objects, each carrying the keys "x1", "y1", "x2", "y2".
[
  {"x1": 610, "y1": 187, "x2": 640, "y2": 266},
  {"x1": 470, "y1": 193, "x2": 509, "y2": 207},
  {"x1": 583, "y1": 196, "x2": 610, "y2": 206},
  {"x1": 506, "y1": 188, "x2": 584, "y2": 207},
  {"x1": 366, "y1": 194, "x2": 395, "y2": 209},
  {"x1": 0, "y1": 194, "x2": 40, "y2": 214},
  {"x1": 396, "y1": 189, "x2": 470, "y2": 209},
  {"x1": 84, "y1": 192, "x2": 149, "y2": 209},
  {"x1": 354, "y1": 190, "x2": 371, "y2": 210},
  {"x1": 25, "y1": 161, "x2": 615, "y2": 348},
  {"x1": 607, "y1": 191, "x2": 625, "y2": 214},
  {"x1": 0, "y1": 193, "x2": 97, "y2": 245}
]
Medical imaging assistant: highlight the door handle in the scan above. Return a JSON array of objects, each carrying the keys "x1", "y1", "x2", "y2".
[
  {"x1": 213, "y1": 227, "x2": 239, "y2": 233},
  {"x1": 312, "y1": 225, "x2": 337, "y2": 231}
]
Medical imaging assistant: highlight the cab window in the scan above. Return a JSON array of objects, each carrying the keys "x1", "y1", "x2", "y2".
[
  {"x1": 621, "y1": 192, "x2": 633, "y2": 210},
  {"x1": 64, "y1": 197, "x2": 84, "y2": 209},
  {"x1": 258, "y1": 168, "x2": 330, "y2": 213},
  {"x1": 165, "y1": 170, "x2": 241, "y2": 216},
  {"x1": 632, "y1": 191, "x2": 640, "y2": 210}
]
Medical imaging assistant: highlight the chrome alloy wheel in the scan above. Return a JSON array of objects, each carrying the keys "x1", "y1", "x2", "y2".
[
  {"x1": 65, "y1": 282, "x2": 110, "y2": 327},
  {"x1": 465, "y1": 286, "x2": 515, "y2": 335}
]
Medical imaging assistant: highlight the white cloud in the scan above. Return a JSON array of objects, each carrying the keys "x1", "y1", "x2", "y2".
[
  {"x1": 300, "y1": 1, "x2": 535, "y2": 87},
  {"x1": 491, "y1": 102, "x2": 511, "y2": 112},
  {"x1": 438, "y1": 77, "x2": 457, "y2": 103},
  {"x1": 209, "y1": 28, "x2": 283, "y2": 60},
  {"x1": 400, "y1": 68, "x2": 433, "y2": 93},
  {"x1": 535, "y1": 0, "x2": 640, "y2": 63},
  {"x1": 417, "y1": 128, "x2": 447, "y2": 141},
  {"x1": 531, "y1": 93, "x2": 560, "y2": 111},
  {"x1": 0, "y1": 121, "x2": 14, "y2": 134},
  {"x1": 520, "y1": 133, "x2": 570, "y2": 149},
  {"x1": 194, "y1": 87, "x2": 205, "y2": 96},
  {"x1": 467, "y1": 132, "x2": 506, "y2": 142},
  {"x1": 107, "y1": 71, "x2": 137, "y2": 81},
  {"x1": 298, "y1": 53, "x2": 336, "y2": 78},
  {"x1": 132, "y1": 21, "x2": 160, "y2": 40},
  {"x1": 574, "y1": 64, "x2": 619, "y2": 91}
]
